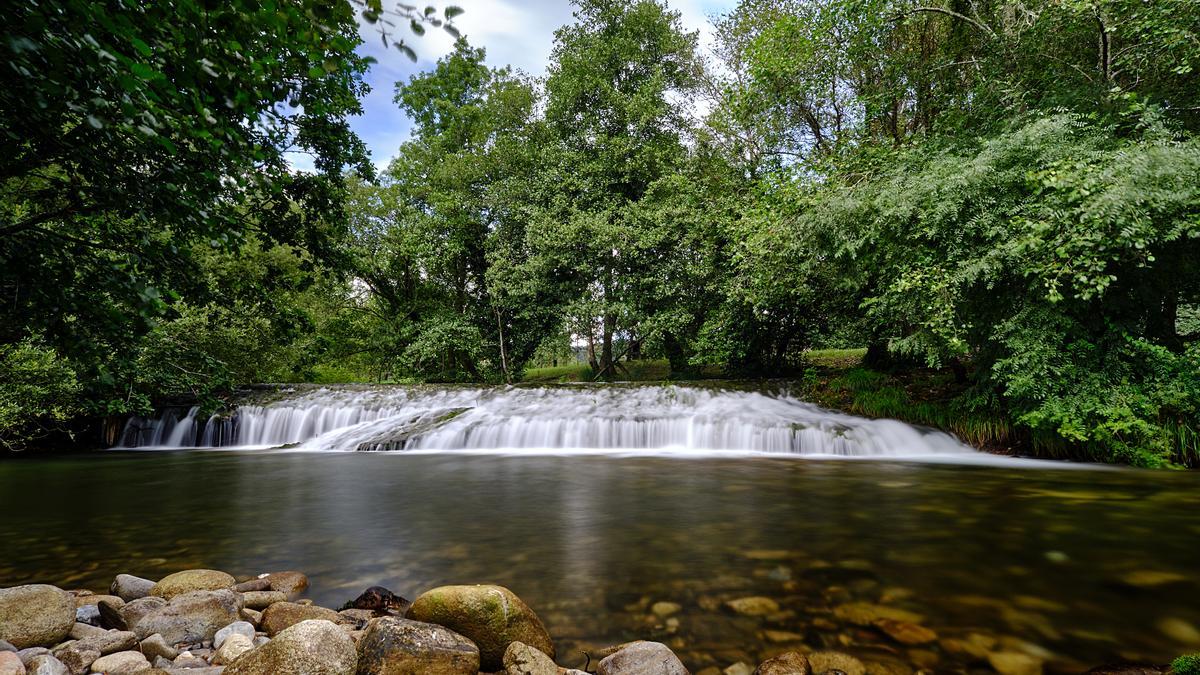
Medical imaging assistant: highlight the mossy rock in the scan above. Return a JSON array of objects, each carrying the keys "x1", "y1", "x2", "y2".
[
  {"x1": 406, "y1": 584, "x2": 553, "y2": 671},
  {"x1": 150, "y1": 569, "x2": 236, "y2": 600}
]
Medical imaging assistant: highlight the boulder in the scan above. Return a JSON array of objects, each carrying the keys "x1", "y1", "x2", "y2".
[
  {"x1": 406, "y1": 585, "x2": 553, "y2": 672},
  {"x1": 213, "y1": 633, "x2": 254, "y2": 665},
  {"x1": 241, "y1": 592, "x2": 287, "y2": 611},
  {"x1": 150, "y1": 570, "x2": 236, "y2": 601},
  {"x1": 214, "y1": 622, "x2": 255, "y2": 650},
  {"x1": 596, "y1": 641, "x2": 688, "y2": 675},
  {"x1": 259, "y1": 602, "x2": 341, "y2": 637},
  {"x1": 137, "y1": 634, "x2": 178, "y2": 662},
  {"x1": 503, "y1": 640, "x2": 557, "y2": 675},
  {"x1": 355, "y1": 617, "x2": 479, "y2": 675},
  {"x1": 223, "y1": 619, "x2": 356, "y2": 675},
  {"x1": 756, "y1": 652, "x2": 811, "y2": 675},
  {"x1": 808, "y1": 651, "x2": 865, "y2": 675},
  {"x1": 132, "y1": 590, "x2": 243, "y2": 645},
  {"x1": 116, "y1": 598, "x2": 166, "y2": 633},
  {"x1": 25, "y1": 654, "x2": 68, "y2": 675},
  {"x1": 262, "y1": 573, "x2": 308, "y2": 600},
  {"x1": 88, "y1": 650, "x2": 149, "y2": 674},
  {"x1": 0, "y1": 651, "x2": 23, "y2": 675},
  {"x1": 0, "y1": 586, "x2": 76, "y2": 650},
  {"x1": 108, "y1": 577, "x2": 155, "y2": 603}
]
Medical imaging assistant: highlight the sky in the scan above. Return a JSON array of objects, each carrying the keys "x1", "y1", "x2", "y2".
[{"x1": 308, "y1": 0, "x2": 738, "y2": 173}]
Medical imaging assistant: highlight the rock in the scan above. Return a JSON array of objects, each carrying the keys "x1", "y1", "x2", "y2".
[
  {"x1": 150, "y1": 571, "x2": 236, "y2": 601},
  {"x1": 71, "y1": 630, "x2": 137, "y2": 656},
  {"x1": 986, "y1": 651, "x2": 1043, "y2": 675},
  {"x1": 95, "y1": 602, "x2": 125, "y2": 632},
  {"x1": 873, "y1": 620, "x2": 936, "y2": 645},
  {"x1": 214, "y1": 621, "x2": 255, "y2": 650},
  {"x1": 25, "y1": 654, "x2": 68, "y2": 675},
  {"x1": 755, "y1": 651, "x2": 811, "y2": 675},
  {"x1": 1157, "y1": 617, "x2": 1200, "y2": 645},
  {"x1": 406, "y1": 585, "x2": 553, "y2": 672},
  {"x1": 109, "y1": 577, "x2": 154, "y2": 604},
  {"x1": 213, "y1": 633, "x2": 254, "y2": 665},
  {"x1": 832, "y1": 604, "x2": 923, "y2": 627},
  {"x1": 808, "y1": 652, "x2": 865, "y2": 675},
  {"x1": 137, "y1": 634, "x2": 178, "y2": 662},
  {"x1": 233, "y1": 580, "x2": 271, "y2": 594},
  {"x1": 262, "y1": 573, "x2": 308, "y2": 600},
  {"x1": 89, "y1": 650, "x2": 149, "y2": 674},
  {"x1": 66, "y1": 625, "x2": 106, "y2": 641},
  {"x1": 0, "y1": 585, "x2": 76, "y2": 649},
  {"x1": 724, "y1": 597, "x2": 780, "y2": 617},
  {"x1": 342, "y1": 588, "x2": 409, "y2": 615},
  {"x1": 355, "y1": 616, "x2": 479, "y2": 675},
  {"x1": 240, "y1": 608, "x2": 262, "y2": 627},
  {"x1": 172, "y1": 653, "x2": 209, "y2": 668},
  {"x1": 17, "y1": 649, "x2": 48, "y2": 665},
  {"x1": 116, "y1": 598, "x2": 166, "y2": 633},
  {"x1": 132, "y1": 590, "x2": 243, "y2": 645},
  {"x1": 73, "y1": 597, "x2": 122, "y2": 612},
  {"x1": 50, "y1": 641, "x2": 99, "y2": 675},
  {"x1": 71, "y1": 609, "x2": 97, "y2": 629},
  {"x1": 1119, "y1": 571, "x2": 1189, "y2": 588},
  {"x1": 223, "y1": 619, "x2": 356, "y2": 675},
  {"x1": 0, "y1": 643, "x2": 12, "y2": 655},
  {"x1": 725, "y1": 664, "x2": 754, "y2": 675},
  {"x1": 651, "y1": 603, "x2": 682, "y2": 619},
  {"x1": 241, "y1": 592, "x2": 286, "y2": 611},
  {"x1": 596, "y1": 641, "x2": 688, "y2": 675},
  {"x1": 0, "y1": 651, "x2": 23, "y2": 675},
  {"x1": 259, "y1": 602, "x2": 341, "y2": 637},
  {"x1": 336, "y1": 610, "x2": 375, "y2": 630},
  {"x1": 503, "y1": 640, "x2": 557, "y2": 675}
]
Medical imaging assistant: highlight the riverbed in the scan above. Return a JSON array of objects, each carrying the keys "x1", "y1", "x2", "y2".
[{"x1": 2, "y1": 451, "x2": 1197, "y2": 672}]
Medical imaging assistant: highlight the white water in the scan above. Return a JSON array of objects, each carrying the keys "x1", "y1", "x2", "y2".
[{"x1": 115, "y1": 385, "x2": 976, "y2": 457}]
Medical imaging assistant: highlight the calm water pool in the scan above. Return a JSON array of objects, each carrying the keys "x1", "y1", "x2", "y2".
[{"x1": 2, "y1": 451, "x2": 1198, "y2": 672}]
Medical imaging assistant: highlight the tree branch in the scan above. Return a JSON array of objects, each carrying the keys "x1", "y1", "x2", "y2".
[{"x1": 893, "y1": 7, "x2": 996, "y2": 37}]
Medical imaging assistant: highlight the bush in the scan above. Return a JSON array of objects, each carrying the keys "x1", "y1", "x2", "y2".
[{"x1": 0, "y1": 339, "x2": 82, "y2": 450}]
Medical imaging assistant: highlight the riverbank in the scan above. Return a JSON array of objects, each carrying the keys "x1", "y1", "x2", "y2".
[{"x1": 3, "y1": 565, "x2": 1193, "y2": 675}]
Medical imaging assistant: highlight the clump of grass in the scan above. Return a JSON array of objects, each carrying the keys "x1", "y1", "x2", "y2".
[
  {"x1": 1172, "y1": 654, "x2": 1200, "y2": 675},
  {"x1": 522, "y1": 363, "x2": 594, "y2": 382}
]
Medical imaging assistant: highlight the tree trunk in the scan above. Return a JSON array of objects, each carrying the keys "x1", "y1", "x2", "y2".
[
  {"x1": 600, "y1": 313, "x2": 615, "y2": 378},
  {"x1": 864, "y1": 340, "x2": 890, "y2": 369},
  {"x1": 587, "y1": 332, "x2": 599, "y2": 372}
]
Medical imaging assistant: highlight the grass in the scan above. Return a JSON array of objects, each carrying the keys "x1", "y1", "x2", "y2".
[{"x1": 522, "y1": 358, "x2": 722, "y2": 383}]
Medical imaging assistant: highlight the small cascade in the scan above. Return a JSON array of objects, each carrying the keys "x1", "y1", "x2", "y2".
[{"x1": 114, "y1": 385, "x2": 975, "y2": 457}]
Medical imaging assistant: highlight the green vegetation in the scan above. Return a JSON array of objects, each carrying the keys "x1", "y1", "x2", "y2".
[
  {"x1": 1174, "y1": 654, "x2": 1200, "y2": 675},
  {"x1": 2, "y1": 0, "x2": 1198, "y2": 466}
]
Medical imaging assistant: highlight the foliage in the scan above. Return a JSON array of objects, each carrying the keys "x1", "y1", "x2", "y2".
[
  {"x1": 0, "y1": 339, "x2": 82, "y2": 451},
  {"x1": 1173, "y1": 653, "x2": 1200, "y2": 675}
]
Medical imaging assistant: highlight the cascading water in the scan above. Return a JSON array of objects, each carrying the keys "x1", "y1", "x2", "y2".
[{"x1": 116, "y1": 384, "x2": 974, "y2": 456}]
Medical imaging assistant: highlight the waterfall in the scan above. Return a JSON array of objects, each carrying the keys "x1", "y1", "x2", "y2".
[{"x1": 114, "y1": 385, "x2": 975, "y2": 456}]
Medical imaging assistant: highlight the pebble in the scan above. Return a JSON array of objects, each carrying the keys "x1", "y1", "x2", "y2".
[{"x1": 214, "y1": 621, "x2": 256, "y2": 649}]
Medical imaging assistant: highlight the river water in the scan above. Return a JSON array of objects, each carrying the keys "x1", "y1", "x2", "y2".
[{"x1": 2, "y1": 385, "x2": 1198, "y2": 672}]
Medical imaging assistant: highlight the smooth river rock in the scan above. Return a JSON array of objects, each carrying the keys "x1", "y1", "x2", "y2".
[
  {"x1": 0, "y1": 585, "x2": 76, "y2": 650},
  {"x1": 242, "y1": 591, "x2": 287, "y2": 610},
  {"x1": 0, "y1": 651, "x2": 24, "y2": 675},
  {"x1": 150, "y1": 570, "x2": 236, "y2": 600},
  {"x1": 116, "y1": 597, "x2": 166, "y2": 634},
  {"x1": 132, "y1": 590, "x2": 243, "y2": 644},
  {"x1": 808, "y1": 651, "x2": 866, "y2": 675},
  {"x1": 596, "y1": 641, "x2": 688, "y2": 675},
  {"x1": 108, "y1": 576, "x2": 154, "y2": 604},
  {"x1": 503, "y1": 640, "x2": 558, "y2": 675},
  {"x1": 137, "y1": 633, "x2": 178, "y2": 662},
  {"x1": 259, "y1": 602, "x2": 341, "y2": 636},
  {"x1": 25, "y1": 654, "x2": 69, "y2": 675},
  {"x1": 213, "y1": 633, "x2": 255, "y2": 665},
  {"x1": 356, "y1": 616, "x2": 479, "y2": 675},
  {"x1": 406, "y1": 584, "x2": 553, "y2": 672},
  {"x1": 88, "y1": 650, "x2": 149, "y2": 674},
  {"x1": 263, "y1": 572, "x2": 309, "y2": 600},
  {"x1": 223, "y1": 619, "x2": 356, "y2": 675},
  {"x1": 214, "y1": 621, "x2": 256, "y2": 649},
  {"x1": 755, "y1": 651, "x2": 811, "y2": 675}
]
